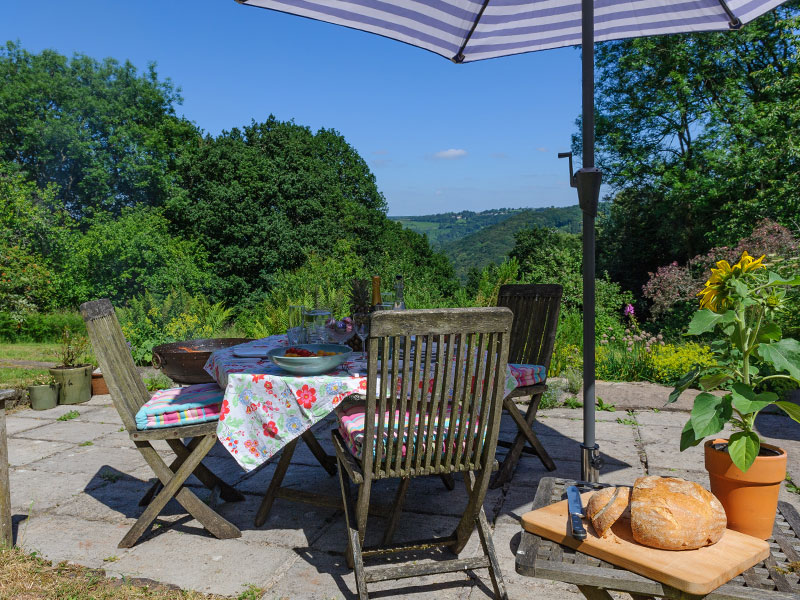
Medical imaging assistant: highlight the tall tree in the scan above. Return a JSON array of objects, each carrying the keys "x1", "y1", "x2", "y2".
[
  {"x1": 170, "y1": 117, "x2": 391, "y2": 305},
  {"x1": 582, "y1": 2, "x2": 800, "y2": 293},
  {"x1": 0, "y1": 42, "x2": 198, "y2": 219}
]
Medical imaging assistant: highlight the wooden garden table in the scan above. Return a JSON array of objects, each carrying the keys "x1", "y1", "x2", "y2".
[{"x1": 515, "y1": 477, "x2": 800, "y2": 599}]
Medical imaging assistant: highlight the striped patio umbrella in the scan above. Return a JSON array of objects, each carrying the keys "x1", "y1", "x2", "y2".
[{"x1": 234, "y1": 0, "x2": 789, "y2": 481}]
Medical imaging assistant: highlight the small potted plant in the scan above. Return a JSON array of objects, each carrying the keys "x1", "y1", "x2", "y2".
[
  {"x1": 49, "y1": 327, "x2": 92, "y2": 405},
  {"x1": 670, "y1": 251, "x2": 800, "y2": 539},
  {"x1": 27, "y1": 374, "x2": 60, "y2": 411}
]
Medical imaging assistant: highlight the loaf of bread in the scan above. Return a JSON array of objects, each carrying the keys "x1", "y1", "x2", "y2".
[
  {"x1": 631, "y1": 476, "x2": 726, "y2": 550},
  {"x1": 586, "y1": 486, "x2": 630, "y2": 537}
]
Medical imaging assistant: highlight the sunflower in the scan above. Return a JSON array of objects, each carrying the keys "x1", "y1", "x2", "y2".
[{"x1": 697, "y1": 251, "x2": 766, "y2": 313}]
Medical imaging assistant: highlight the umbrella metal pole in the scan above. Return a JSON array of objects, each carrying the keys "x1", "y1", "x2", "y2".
[{"x1": 580, "y1": 0, "x2": 601, "y2": 483}]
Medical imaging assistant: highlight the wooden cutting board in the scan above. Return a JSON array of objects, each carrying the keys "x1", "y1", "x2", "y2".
[{"x1": 521, "y1": 491, "x2": 770, "y2": 595}]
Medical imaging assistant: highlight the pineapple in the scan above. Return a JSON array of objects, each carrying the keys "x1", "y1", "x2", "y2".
[{"x1": 348, "y1": 278, "x2": 371, "y2": 351}]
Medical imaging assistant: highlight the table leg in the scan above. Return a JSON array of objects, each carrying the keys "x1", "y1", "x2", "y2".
[
  {"x1": 301, "y1": 430, "x2": 337, "y2": 476},
  {"x1": 255, "y1": 438, "x2": 298, "y2": 527},
  {"x1": 576, "y1": 585, "x2": 615, "y2": 600}
]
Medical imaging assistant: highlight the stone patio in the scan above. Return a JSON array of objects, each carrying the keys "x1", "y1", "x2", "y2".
[{"x1": 5, "y1": 385, "x2": 800, "y2": 599}]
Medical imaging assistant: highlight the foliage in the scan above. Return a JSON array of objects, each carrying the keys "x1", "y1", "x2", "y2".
[
  {"x1": 118, "y1": 289, "x2": 232, "y2": 364},
  {"x1": 643, "y1": 219, "x2": 799, "y2": 336},
  {"x1": 393, "y1": 208, "x2": 525, "y2": 247},
  {"x1": 170, "y1": 117, "x2": 389, "y2": 306},
  {"x1": 511, "y1": 226, "x2": 634, "y2": 332},
  {"x1": 596, "y1": 326, "x2": 659, "y2": 382},
  {"x1": 143, "y1": 373, "x2": 173, "y2": 392},
  {"x1": 442, "y1": 206, "x2": 583, "y2": 281},
  {"x1": 649, "y1": 343, "x2": 716, "y2": 385},
  {"x1": 57, "y1": 409, "x2": 80, "y2": 421},
  {"x1": 56, "y1": 327, "x2": 89, "y2": 367},
  {"x1": 0, "y1": 42, "x2": 198, "y2": 219},
  {"x1": 670, "y1": 251, "x2": 800, "y2": 472},
  {"x1": 28, "y1": 372, "x2": 56, "y2": 387},
  {"x1": 67, "y1": 206, "x2": 211, "y2": 305},
  {"x1": 0, "y1": 311, "x2": 84, "y2": 343},
  {"x1": 0, "y1": 244, "x2": 56, "y2": 317},
  {"x1": 589, "y1": 2, "x2": 800, "y2": 293}
]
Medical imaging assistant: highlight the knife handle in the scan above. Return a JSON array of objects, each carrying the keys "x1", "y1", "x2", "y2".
[{"x1": 570, "y1": 514, "x2": 587, "y2": 540}]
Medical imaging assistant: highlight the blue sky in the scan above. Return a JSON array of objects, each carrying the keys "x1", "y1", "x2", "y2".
[{"x1": 1, "y1": 0, "x2": 584, "y2": 216}]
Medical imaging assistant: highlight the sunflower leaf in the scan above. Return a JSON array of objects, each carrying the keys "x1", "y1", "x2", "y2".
[
  {"x1": 776, "y1": 401, "x2": 800, "y2": 425},
  {"x1": 728, "y1": 431, "x2": 760, "y2": 473},
  {"x1": 730, "y1": 382, "x2": 776, "y2": 415},
  {"x1": 687, "y1": 310, "x2": 724, "y2": 336},
  {"x1": 680, "y1": 419, "x2": 702, "y2": 451},
  {"x1": 689, "y1": 392, "x2": 730, "y2": 439},
  {"x1": 668, "y1": 369, "x2": 699, "y2": 404},
  {"x1": 767, "y1": 272, "x2": 800, "y2": 286},
  {"x1": 757, "y1": 323, "x2": 782, "y2": 343},
  {"x1": 759, "y1": 338, "x2": 800, "y2": 381}
]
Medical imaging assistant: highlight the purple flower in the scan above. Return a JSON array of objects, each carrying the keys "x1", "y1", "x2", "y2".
[{"x1": 624, "y1": 304, "x2": 635, "y2": 317}]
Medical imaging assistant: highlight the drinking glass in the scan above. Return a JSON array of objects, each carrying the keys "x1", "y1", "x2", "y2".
[
  {"x1": 287, "y1": 305, "x2": 306, "y2": 345},
  {"x1": 353, "y1": 312, "x2": 370, "y2": 360},
  {"x1": 305, "y1": 308, "x2": 332, "y2": 343}
]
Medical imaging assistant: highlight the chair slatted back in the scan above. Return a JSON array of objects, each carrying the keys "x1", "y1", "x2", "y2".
[
  {"x1": 497, "y1": 284, "x2": 562, "y2": 369},
  {"x1": 80, "y1": 299, "x2": 151, "y2": 432},
  {"x1": 362, "y1": 307, "x2": 512, "y2": 481}
]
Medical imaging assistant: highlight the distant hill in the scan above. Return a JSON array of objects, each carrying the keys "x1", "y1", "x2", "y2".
[
  {"x1": 391, "y1": 208, "x2": 524, "y2": 247},
  {"x1": 439, "y1": 206, "x2": 583, "y2": 280}
]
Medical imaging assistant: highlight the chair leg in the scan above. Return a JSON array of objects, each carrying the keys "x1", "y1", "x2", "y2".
[
  {"x1": 355, "y1": 476, "x2": 372, "y2": 549},
  {"x1": 492, "y1": 394, "x2": 555, "y2": 489},
  {"x1": 166, "y1": 438, "x2": 245, "y2": 502},
  {"x1": 464, "y1": 472, "x2": 508, "y2": 600},
  {"x1": 382, "y1": 477, "x2": 410, "y2": 545},
  {"x1": 337, "y1": 455, "x2": 367, "y2": 597},
  {"x1": 301, "y1": 430, "x2": 337, "y2": 476},
  {"x1": 139, "y1": 436, "x2": 205, "y2": 506},
  {"x1": 123, "y1": 435, "x2": 241, "y2": 548},
  {"x1": 254, "y1": 437, "x2": 298, "y2": 527}
]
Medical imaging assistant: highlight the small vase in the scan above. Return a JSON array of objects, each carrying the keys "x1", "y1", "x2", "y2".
[
  {"x1": 27, "y1": 383, "x2": 60, "y2": 410},
  {"x1": 704, "y1": 438, "x2": 787, "y2": 539},
  {"x1": 49, "y1": 364, "x2": 92, "y2": 405}
]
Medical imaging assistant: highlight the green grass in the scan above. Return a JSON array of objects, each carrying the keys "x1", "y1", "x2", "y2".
[
  {"x1": 57, "y1": 410, "x2": 80, "y2": 421},
  {"x1": 0, "y1": 342, "x2": 59, "y2": 363},
  {"x1": 0, "y1": 366, "x2": 50, "y2": 388}
]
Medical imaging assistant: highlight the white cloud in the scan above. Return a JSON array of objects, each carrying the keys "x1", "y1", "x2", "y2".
[
  {"x1": 433, "y1": 148, "x2": 467, "y2": 160},
  {"x1": 536, "y1": 147, "x2": 548, "y2": 153},
  {"x1": 372, "y1": 149, "x2": 389, "y2": 156}
]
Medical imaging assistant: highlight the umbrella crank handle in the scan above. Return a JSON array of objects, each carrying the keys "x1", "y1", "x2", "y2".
[{"x1": 558, "y1": 151, "x2": 576, "y2": 188}]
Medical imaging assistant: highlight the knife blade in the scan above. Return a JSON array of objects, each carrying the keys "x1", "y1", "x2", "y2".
[{"x1": 566, "y1": 485, "x2": 587, "y2": 541}]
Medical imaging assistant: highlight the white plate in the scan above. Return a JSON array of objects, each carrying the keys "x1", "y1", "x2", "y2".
[{"x1": 232, "y1": 348, "x2": 271, "y2": 358}]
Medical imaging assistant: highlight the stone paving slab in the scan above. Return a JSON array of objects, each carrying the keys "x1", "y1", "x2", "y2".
[
  {"x1": 3, "y1": 388, "x2": 799, "y2": 600},
  {"x1": 15, "y1": 420, "x2": 121, "y2": 444}
]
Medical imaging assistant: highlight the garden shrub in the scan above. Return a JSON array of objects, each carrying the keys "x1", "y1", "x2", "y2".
[
  {"x1": 648, "y1": 342, "x2": 716, "y2": 385},
  {"x1": 0, "y1": 311, "x2": 84, "y2": 342},
  {"x1": 118, "y1": 289, "x2": 233, "y2": 365}
]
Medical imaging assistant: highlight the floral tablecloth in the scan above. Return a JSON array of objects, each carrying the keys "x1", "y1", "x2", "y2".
[{"x1": 204, "y1": 335, "x2": 521, "y2": 471}]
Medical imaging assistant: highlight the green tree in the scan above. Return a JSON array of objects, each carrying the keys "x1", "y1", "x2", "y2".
[
  {"x1": 0, "y1": 41, "x2": 198, "y2": 219},
  {"x1": 66, "y1": 207, "x2": 211, "y2": 304},
  {"x1": 583, "y1": 2, "x2": 800, "y2": 293},
  {"x1": 172, "y1": 117, "x2": 392, "y2": 306}
]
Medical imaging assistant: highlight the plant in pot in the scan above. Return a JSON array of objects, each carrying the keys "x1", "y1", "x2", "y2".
[
  {"x1": 27, "y1": 373, "x2": 60, "y2": 411},
  {"x1": 48, "y1": 327, "x2": 93, "y2": 405},
  {"x1": 669, "y1": 251, "x2": 800, "y2": 539}
]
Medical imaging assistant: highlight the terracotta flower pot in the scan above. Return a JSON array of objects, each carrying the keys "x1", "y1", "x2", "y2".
[
  {"x1": 704, "y1": 438, "x2": 787, "y2": 539},
  {"x1": 91, "y1": 371, "x2": 109, "y2": 396}
]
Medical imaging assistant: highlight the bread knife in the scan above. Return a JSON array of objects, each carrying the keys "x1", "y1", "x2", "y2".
[{"x1": 566, "y1": 485, "x2": 587, "y2": 541}]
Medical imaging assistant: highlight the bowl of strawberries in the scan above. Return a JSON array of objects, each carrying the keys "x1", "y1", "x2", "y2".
[{"x1": 266, "y1": 344, "x2": 352, "y2": 375}]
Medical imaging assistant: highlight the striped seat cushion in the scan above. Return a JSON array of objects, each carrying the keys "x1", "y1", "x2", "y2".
[
  {"x1": 135, "y1": 383, "x2": 224, "y2": 430},
  {"x1": 337, "y1": 403, "x2": 483, "y2": 461},
  {"x1": 508, "y1": 363, "x2": 547, "y2": 387}
]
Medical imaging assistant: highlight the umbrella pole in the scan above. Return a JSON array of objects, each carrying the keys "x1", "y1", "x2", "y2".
[{"x1": 578, "y1": 0, "x2": 602, "y2": 482}]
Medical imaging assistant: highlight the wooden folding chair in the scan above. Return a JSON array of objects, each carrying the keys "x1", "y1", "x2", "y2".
[
  {"x1": 81, "y1": 299, "x2": 244, "y2": 548},
  {"x1": 332, "y1": 307, "x2": 512, "y2": 599},
  {"x1": 490, "y1": 284, "x2": 562, "y2": 488}
]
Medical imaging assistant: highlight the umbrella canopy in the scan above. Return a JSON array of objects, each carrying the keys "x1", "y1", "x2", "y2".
[
  {"x1": 235, "y1": 0, "x2": 781, "y2": 62},
  {"x1": 235, "y1": 0, "x2": 789, "y2": 481}
]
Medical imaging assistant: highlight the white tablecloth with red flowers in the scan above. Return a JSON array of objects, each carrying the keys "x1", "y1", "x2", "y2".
[{"x1": 205, "y1": 335, "x2": 541, "y2": 471}]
